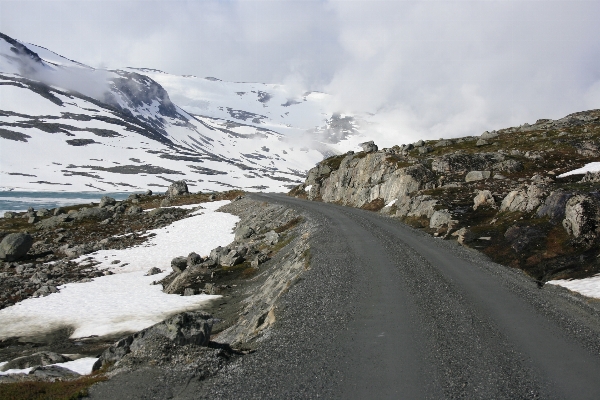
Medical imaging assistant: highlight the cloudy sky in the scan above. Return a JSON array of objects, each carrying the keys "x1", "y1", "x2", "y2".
[{"x1": 1, "y1": 0, "x2": 599, "y2": 144}]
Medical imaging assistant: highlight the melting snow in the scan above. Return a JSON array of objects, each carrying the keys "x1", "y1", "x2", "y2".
[
  {"x1": 0, "y1": 357, "x2": 98, "y2": 376},
  {"x1": 558, "y1": 162, "x2": 600, "y2": 178},
  {"x1": 548, "y1": 275, "x2": 600, "y2": 299},
  {"x1": 0, "y1": 200, "x2": 237, "y2": 340}
]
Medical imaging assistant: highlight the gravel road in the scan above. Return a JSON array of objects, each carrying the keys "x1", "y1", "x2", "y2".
[{"x1": 90, "y1": 193, "x2": 600, "y2": 399}]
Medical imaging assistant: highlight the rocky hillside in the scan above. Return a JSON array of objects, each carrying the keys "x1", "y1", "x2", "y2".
[{"x1": 290, "y1": 109, "x2": 600, "y2": 283}]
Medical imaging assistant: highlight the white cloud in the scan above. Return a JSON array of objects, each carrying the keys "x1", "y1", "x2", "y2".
[{"x1": 1, "y1": 0, "x2": 600, "y2": 144}]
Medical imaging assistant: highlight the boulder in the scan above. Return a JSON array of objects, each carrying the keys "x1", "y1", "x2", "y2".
[
  {"x1": 465, "y1": 171, "x2": 491, "y2": 182},
  {"x1": 145, "y1": 189, "x2": 153, "y2": 196},
  {"x1": 536, "y1": 191, "x2": 573, "y2": 223},
  {"x1": 209, "y1": 246, "x2": 229, "y2": 265},
  {"x1": 126, "y1": 205, "x2": 143, "y2": 214},
  {"x1": 36, "y1": 208, "x2": 50, "y2": 217},
  {"x1": 429, "y1": 209, "x2": 455, "y2": 229},
  {"x1": 3, "y1": 211, "x2": 16, "y2": 219},
  {"x1": 187, "y1": 252, "x2": 203, "y2": 267},
  {"x1": 235, "y1": 225, "x2": 255, "y2": 241},
  {"x1": 71, "y1": 207, "x2": 112, "y2": 221},
  {"x1": 264, "y1": 230, "x2": 279, "y2": 245},
  {"x1": 360, "y1": 141, "x2": 378, "y2": 153},
  {"x1": 160, "y1": 198, "x2": 172, "y2": 207},
  {"x1": 452, "y1": 227, "x2": 475, "y2": 245},
  {"x1": 166, "y1": 180, "x2": 189, "y2": 197},
  {"x1": 0, "y1": 233, "x2": 33, "y2": 261},
  {"x1": 562, "y1": 194, "x2": 600, "y2": 246},
  {"x1": 434, "y1": 139, "x2": 453, "y2": 147},
  {"x1": 171, "y1": 256, "x2": 188, "y2": 274},
  {"x1": 92, "y1": 311, "x2": 213, "y2": 371},
  {"x1": 53, "y1": 207, "x2": 65, "y2": 216},
  {"x1": 418, "y1": 146, "x2": 432, "y2": 154},
  {"x1": 36, "y1": 214, "x2": 72, "y2": 229},
  {"x1": 395, "y1": 195, "x2": 438, "y2": 219},
  {"x1": 500, "y1": 185, "x2": 545, "y2": 213},
  {"x1": 220, "y1": 249, "x2": 245, "y2": 267},
  {"x1": 414, "y1": 140, "x2": 425, "y2": 147},
  {"x1": 480, "y1": 131, "x2": 499, "y2": 140},
  {"x1": 473, "y1": 190, "x2": 496, "y2": 210},
  {"x1": 99, "y1": 196, "x2": 116, "y2": 208},
  {"x1": 0, "y1": 352, "x2": 71, "y2": 371},
  {"x1": 476, "y1": 139, "x2": 490, "y2": 147}
]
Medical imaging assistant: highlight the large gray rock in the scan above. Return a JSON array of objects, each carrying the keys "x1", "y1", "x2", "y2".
[
  {"x1": 235, "y1": 225, "x2": 255, "y2": 241},
  {"x1": 537, "y1": 191, "x2": 573, "y2": 223},
  {"x1": 465, "y1": 170, "x2": 491, "y2": 182},
  {"x1": 3, "y1": 211, "x2": 16, "y2": 219},
  {"x1": 36, "y1": 213, "x2": 72, "y2": 229},
  {"x1": 562, "y1": 194, "x2": 600, "y2": 246},
  {"x1": 221, "y1": 249, "x2": 245, "y2": 267},
  {"x1": 166, "y1": 180, "x2": 189, "y2": 197},
  {"x1": 500, "y1": 185, "x2": 545, "y2": 213},
  {"x1": 171, "y1": 256, "x2": 188, "y2": 274},
  {"x1": 480, "y1": 131, "x2": 498, "y2": 140},
  {"x1": 360, "y1": 141, "x2": 378, "y2": 153},
  {"x1": 0, "y1": 352, "x2": 71, "y2": 371},
  {"x1": 395, "y1": 195, "x2": 439, "y2": 218},
  {"x1": 93, "y1": 311, "x2": 212, "y2": 371},
  {"x1": 0, "y1": 233, "x2": 33, "y2": 261},
  {"x1": 99, "y1": 196, "x2": 116, "y2": 208},
  {"x1": 71, "y1": 207, "x2": 112, "y2": 221},
  {"x1": 429, "y1": 209, "x2": 455, "y2": 229}
]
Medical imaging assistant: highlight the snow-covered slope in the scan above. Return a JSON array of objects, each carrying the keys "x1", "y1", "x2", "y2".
[{"x1": 0, "y1": 32, "x2": 366, "y2": 193}]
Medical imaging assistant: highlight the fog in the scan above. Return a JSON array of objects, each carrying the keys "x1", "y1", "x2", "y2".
[{"x1": 2, "y1": 0, "x2": 599, "y2": 146}]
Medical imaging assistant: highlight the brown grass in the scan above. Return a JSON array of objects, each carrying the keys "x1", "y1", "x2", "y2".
[
  {"x1": 0, "y1": 374, "x2": 107, "y2": 400},
  {"x1": 360, "y1": 198, "x2": 385, "y2": 212}
]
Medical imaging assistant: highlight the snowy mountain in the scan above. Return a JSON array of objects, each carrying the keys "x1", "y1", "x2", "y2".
[{"x1": 0, "y1": 32, "x2": 367, "y2": 193}]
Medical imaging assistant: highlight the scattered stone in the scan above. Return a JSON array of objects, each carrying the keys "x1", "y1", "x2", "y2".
[
  {"x1": 92, "y1": 311, "x2": 213, "y2": 371},
  {"x1": 126, "y1": 205, "x2": 143, "y2": 214},
  {"x1": 476, "y1": 139, "x2": 490, "y2": 147},
  {"x1": 452, "y1": 227, "x2": 475, "y2": 245},
  {"x1": 183, "y1": 288, "x2": 196, "y2": 296}
]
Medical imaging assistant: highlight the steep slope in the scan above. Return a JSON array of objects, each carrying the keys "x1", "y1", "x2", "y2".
[
  {"x1": 291, "y1": 110, "x2": 600, "y2": 282},
  {"x1": 0, "y1": 32, "x2": 363, "y2": 193}
]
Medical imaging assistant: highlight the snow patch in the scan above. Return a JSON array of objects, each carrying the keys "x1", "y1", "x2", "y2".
[
  {"x1": 0, "y1": 200, "x2": 236, "y2": 340},
  {"x1": 558, "y1": 162, "x2": 600, "y2": 178},
  {"x1": 548, "y1": 275, "x2": 600, "y2": 299},
  {"x1": 304, "y1": 185, "x2": 312, "y2": 192}
]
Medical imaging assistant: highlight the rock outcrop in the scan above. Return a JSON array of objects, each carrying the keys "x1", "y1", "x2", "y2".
[{"x1": 93, "y1": 311, "x2": 213, "y2": 371}]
